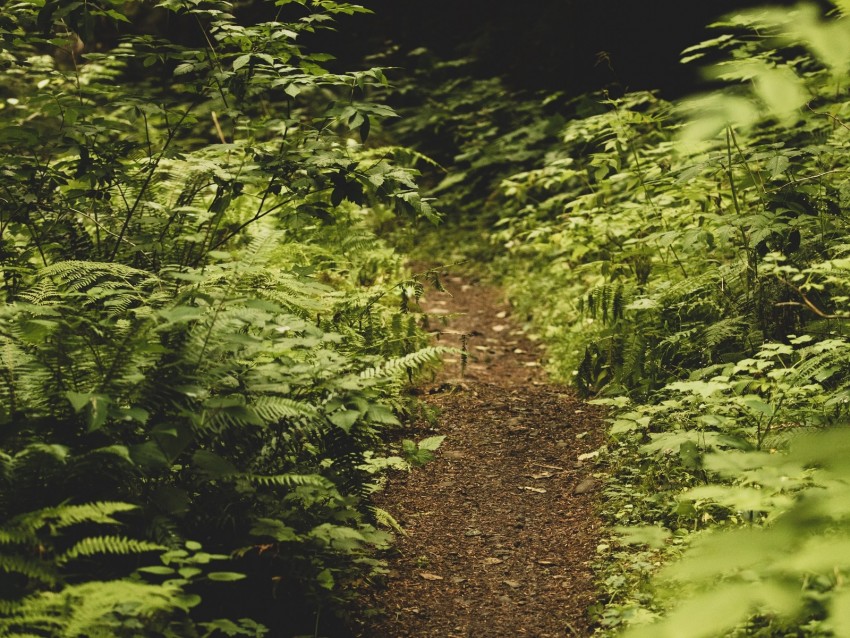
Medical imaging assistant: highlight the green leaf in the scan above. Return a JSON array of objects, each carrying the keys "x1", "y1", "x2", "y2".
[
  {"x1": 418, "y1": 435, "x2": 445, "y2": 452},
  {"x1": 359, "y1": 114, "x2": 370, "y2": 142},
  {"x1": 192, "y1": 450, "x2": 238, "y2": 479},
  {"x1": 89, "y1": 397, "x2": 110, "y2": 430},
  {"x1": 622, "y1": 584, "x2": 759, "y2": 638},
  {"x1": 328, "y1": 409, "x2": 360, "y2": 432},
  {"x1": 137, "y1": 566, "x2": 175, "y2": 575},
  {"x1": 130, "y1": 441, "x2": 171, "y2": 472},
  {"x1": 207, "y1": 571, "x2": 247, "y2": 582},
  {"x1": 739, "y1": 396, "x2": 774, "y2": 417},
  {"x1": 158, "y1": 306, "x2": 205, "y2": 324},
  {"x1": 766, "y1": 154, "x2": 790, "y2": 180},
  {"x1": 232, "y1": 54, "x2": 251, "y2": 71},
  {"x1": 614, "y1": 525, "x2": 671, "y2": 549},
  {"x1": 65, "y1": 391, "x2": 92, "y2": 412},
  {"x1": 316, "y1": 568, "x2": 334, "y2": 590},
  {"x1": 250, "y1": 518, "x2": 298, "y2": 542}
]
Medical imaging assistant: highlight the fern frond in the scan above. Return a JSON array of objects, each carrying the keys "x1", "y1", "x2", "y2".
[
  {"x1": 1, "y1": 580, "x2": 187, "y2": 638},
  {"x1": 36, "y1": 261, "x2": 159, "y2": 293},
  {"x1": 359, "y1": 346, "x2": 448, "y2": 380},
  {"x1": 0, "y1": 528, "x2": 33, "y2": 545},
  {"x1": 795, "y1": 338, "x2": 850, "y2": 383},
  {"x1": 56, "y1": 536, "x2": 165, "y2": 565},
  {"x1": 250, "y1": 473, "x2": 337, "y2": 491},
  {"x1": 14, "y1": 502, "x2": 138, "y2": 533},
  {"x1": 699, "y1": 315, "x2": 748, "y2": 349},
  {"x1": 0, "y1": 554, "x2": 57, "y2": 585},
  {"x1": 371, "y1": 506, "x2": 406, "y2": 536},
  {"x1": 252, "y1": 396, "x2": 319, "y2": 423}
]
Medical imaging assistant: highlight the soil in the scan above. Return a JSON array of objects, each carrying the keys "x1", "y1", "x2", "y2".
[{"x1": 349, "y1": 269, "x2": 606, "y2": 638}]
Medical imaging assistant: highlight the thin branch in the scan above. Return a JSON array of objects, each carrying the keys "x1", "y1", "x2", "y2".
[
  {"x1": 767, "y1": 169, "x2": 849, "y2": 194},
  {"x1": 776, "y1": 277, "x2": 850, "y2": 320},
  {"x1": 211, "y1": 111, "x2": 227, "y2": 144},
  {"x1": 108, "y1": 104, "x2": 196, "y2": 261}
]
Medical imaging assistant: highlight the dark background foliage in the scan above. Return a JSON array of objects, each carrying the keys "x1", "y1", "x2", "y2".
[{"x1": 310, "y1": 0, "x2": 811, "y2": 95}]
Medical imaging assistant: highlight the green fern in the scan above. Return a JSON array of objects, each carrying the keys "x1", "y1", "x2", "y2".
[
  {"x1": 249, "y1": 474, "x2": 338, "y2": 491},
  {"x1": 359, "y1": 346, "x2": 449, "y2": 380},
  {"x1": 56, "y1": 536, "x2": 165, "y2": 565},
  {"x1": 0, "y1": 580, "x2": 189, "y2": 638}
]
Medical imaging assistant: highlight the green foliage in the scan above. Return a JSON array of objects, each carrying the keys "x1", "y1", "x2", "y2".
[
  {"x1": 460, "y1": 2, "x2": 850, "y2": 635},
  {"x1": 390, "y1": 1, "x2": 850, "y2": 636},
  {"x1": 0, "y1": 0, "x2": 442, "y2": 634},
  {"x1": 401, "y1": 434, "x2": 445, "y2": 467}
]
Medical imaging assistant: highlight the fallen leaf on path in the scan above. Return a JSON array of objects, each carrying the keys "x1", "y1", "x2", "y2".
[
  {"x1": 492, "y1": 324, "x2": 507, "y2": 332},
  {"x1": 577, "y1": 450, "x2": 600, "y2": 461},
  {"x1": 573, "y1": 478, "x2": 597, "y2": 495},
  {"x1": 520, "y1": 486, "x2": 547, "y2": 494},
  {"x1": 537, "y1": 560, "x2": 557, "y2": 566},
  {"x1": 482, "y1": 558, "x2": 504, "y2": 565},
  {"x1": 496, "y1": 311, "x2": 507, "y2": 318},
  {"x1": 419, "y1": 572, "x2": 444, "y2": 581},
  {"x1": 464, "y1": 528, "x2": 482, "y2": 537},
  {"x1": 503, "y1": 580, "x2": 521, "y2": 589},
  {"x1": 530, "y1": 472, "x2": 553, "y2": 479}
]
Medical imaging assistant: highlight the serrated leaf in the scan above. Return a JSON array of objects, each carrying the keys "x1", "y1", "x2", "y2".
[{"x1": 418, "y1": 435, "x2": 445, "y2": 452}]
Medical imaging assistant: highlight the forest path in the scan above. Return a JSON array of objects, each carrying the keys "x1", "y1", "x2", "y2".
[{"x1": 352, "y1": 269, "x2": 605, "y2": 638}]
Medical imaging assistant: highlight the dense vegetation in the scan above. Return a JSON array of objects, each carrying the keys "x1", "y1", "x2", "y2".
[
  {"x1": 0, "y1": 1, "x2": 445, "y2": 635},
  {"x1": 4, "y1": 0, "x2": 850, "y2": 636},
  {"x1": 387, "y1": 2, "x2": 850, "y2": 636}
]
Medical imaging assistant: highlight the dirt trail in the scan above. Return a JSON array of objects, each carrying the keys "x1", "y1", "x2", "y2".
[{"x1": 353, "y1": 269, "x2": 605, "y2": 638}]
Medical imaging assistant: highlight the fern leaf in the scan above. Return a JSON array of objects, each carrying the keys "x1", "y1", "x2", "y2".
[
  {"x1": 56, "y1": 536, "x2": 165, "y2": 565},
  {"x1": 252, "y1": 396, "x2": 319, "y2": 423},
  {"x1": 14, "y1": 502, "x2": 138, "y2": 534},
  {"x1": 0, "y1": 554, "x2": 57, "y2": 585},
  {"x1": 250, "y1": 473, "x2": 337, "y2": 491},
  {"x1": 371, "y1": 506, "x2": 407, "y2": 536},
  {"x1": 359, "y1": 346, "x2": 449, "y2": 380}
]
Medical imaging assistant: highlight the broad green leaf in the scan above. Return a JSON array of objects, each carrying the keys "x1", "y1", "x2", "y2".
[
  {"x1": 192, "y1": 450, "x2": 238, "y2": 478},
  {"x1": 232, "y1": 54, "x2": 251, "y2": 71},
  {"x1": 328, "y1": 409, "x2": 360, "y2": 432},
  {"x1": 614, "y1": 525, "x2": 671, "y2": 548},
  {"x1": 418, "y1": 435, "x2": 446, "y2": 452},
  {"x1": 207, "y1": 572, "x2": 246, "y2": 582}
]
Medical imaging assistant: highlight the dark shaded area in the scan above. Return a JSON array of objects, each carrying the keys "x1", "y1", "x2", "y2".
[{"x1": 315, "y1": 0, "x2": 811, "y2": 97}]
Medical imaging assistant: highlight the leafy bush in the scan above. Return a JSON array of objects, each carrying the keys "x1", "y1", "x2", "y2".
[
  {"x1": 480, "y1": 2, "x2": 850, "y2": 635},
  {"x1": 388, "y1": 1, "x2": 850, "y2": 635},
  {"x1": 0, "y1": 0, "x2": 442, "y2": 634}
]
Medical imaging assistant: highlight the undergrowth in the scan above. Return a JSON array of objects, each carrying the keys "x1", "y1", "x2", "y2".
[
  {"x1": 385, "y1": 1, "x2": 850, "y2": 635},
  {"x1": 0, "y1": 1, "x2": 445, "y2": 635}
]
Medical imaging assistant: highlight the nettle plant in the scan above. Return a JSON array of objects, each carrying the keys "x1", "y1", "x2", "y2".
[{"x1": 0, "y1": 0, "x2": 440, "y2": 635}]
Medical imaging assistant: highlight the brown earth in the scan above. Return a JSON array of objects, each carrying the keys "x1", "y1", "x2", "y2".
[{"x1": 349, "y1": 268, "x2": 606, "y2": 638}]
